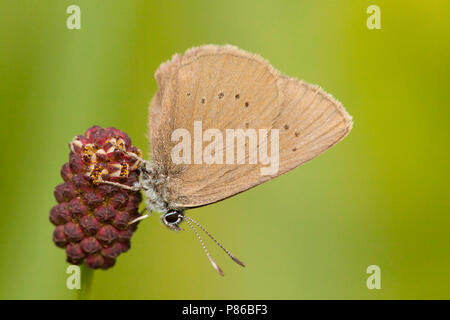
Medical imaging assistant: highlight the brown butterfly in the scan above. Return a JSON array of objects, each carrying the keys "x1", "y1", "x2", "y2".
[{"x1": 98, "y1": 45, "x2": 352, "y2": 275}]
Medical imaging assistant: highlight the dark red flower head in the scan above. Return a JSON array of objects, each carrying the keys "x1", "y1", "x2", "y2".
[{"x1": 50, "y1": 126, "x2": 143, "y2": 269}]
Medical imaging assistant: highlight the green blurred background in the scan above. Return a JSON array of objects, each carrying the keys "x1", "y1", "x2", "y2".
[{"x1": 1, "y1": 0, "x2": 448, "y2": 299}]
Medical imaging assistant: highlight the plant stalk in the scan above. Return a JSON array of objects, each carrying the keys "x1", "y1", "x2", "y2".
[{"x1": 77, "y1": 264, "x2": 94, "y2": 300}]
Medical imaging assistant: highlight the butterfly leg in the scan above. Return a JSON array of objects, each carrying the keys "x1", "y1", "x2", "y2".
[
  {"x1": 115, "y1": 148, "x2": 146, "y2": 169},
  {"x1": 129, "y1": 208, "x2": 150, "y2": 225},
  {"x1": 97, "y1": 179, "x2": 142, "y2": 192}
]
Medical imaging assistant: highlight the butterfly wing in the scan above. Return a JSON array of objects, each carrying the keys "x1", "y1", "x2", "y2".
[
  {"x1": 148, "y1": 53, "x2": 182, "y2": 155},
  {"x1": 148, "y1": 45, "x2": 352, "y2": 208},
  {"x1": 274, "y1": 75, "x2": 352, "y2": 174}
]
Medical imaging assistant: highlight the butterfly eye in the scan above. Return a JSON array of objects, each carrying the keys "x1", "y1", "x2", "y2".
[{"x1": 163, "y1": 210, "x2": 183, "y2": 225}]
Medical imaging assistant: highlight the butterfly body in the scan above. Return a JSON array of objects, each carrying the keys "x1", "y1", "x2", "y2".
[{"x1": 138, "y1": 160, "x2": 169, "y2": 214}]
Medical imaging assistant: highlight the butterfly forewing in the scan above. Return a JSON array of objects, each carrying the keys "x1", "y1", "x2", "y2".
[
  {"x1": 148, "y1": 45, "x2": 352, "y2": 208},
  {"x1": 148, "y1": 53, "x2": 182, "y2": 158}
]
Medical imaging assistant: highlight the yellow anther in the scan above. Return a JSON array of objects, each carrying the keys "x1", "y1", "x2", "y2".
[
  {"x1": 119, "y1": 163, "x2": 129, "y2": 177},
  {"x1": 90, "y1": 165, "x2": 104, "y2": 183},
  {"x1": 116, "y1": 138, "x2": 126, "y2": 151}
]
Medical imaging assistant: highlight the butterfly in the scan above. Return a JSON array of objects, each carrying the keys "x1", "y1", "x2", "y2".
[{"x1": 98, "y1": 45, "x2": 352, "y2": 275}]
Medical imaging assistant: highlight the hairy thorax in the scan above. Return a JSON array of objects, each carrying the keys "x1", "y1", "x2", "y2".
[{"x1": 139, "y1": 161, "x2": 170, "y2": 214}]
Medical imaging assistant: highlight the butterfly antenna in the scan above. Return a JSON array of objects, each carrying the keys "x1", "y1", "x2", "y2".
[
  {"x1": 183, "y1": 215, "x2": 245, "y2": 268},
  {"x1": 183, "y1": 217, "x2": 224, "y2": 276}
]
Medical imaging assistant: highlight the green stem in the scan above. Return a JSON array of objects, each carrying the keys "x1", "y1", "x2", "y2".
[{"x1": 77, "y1": 264, "x2": 94, "y2": 300}]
